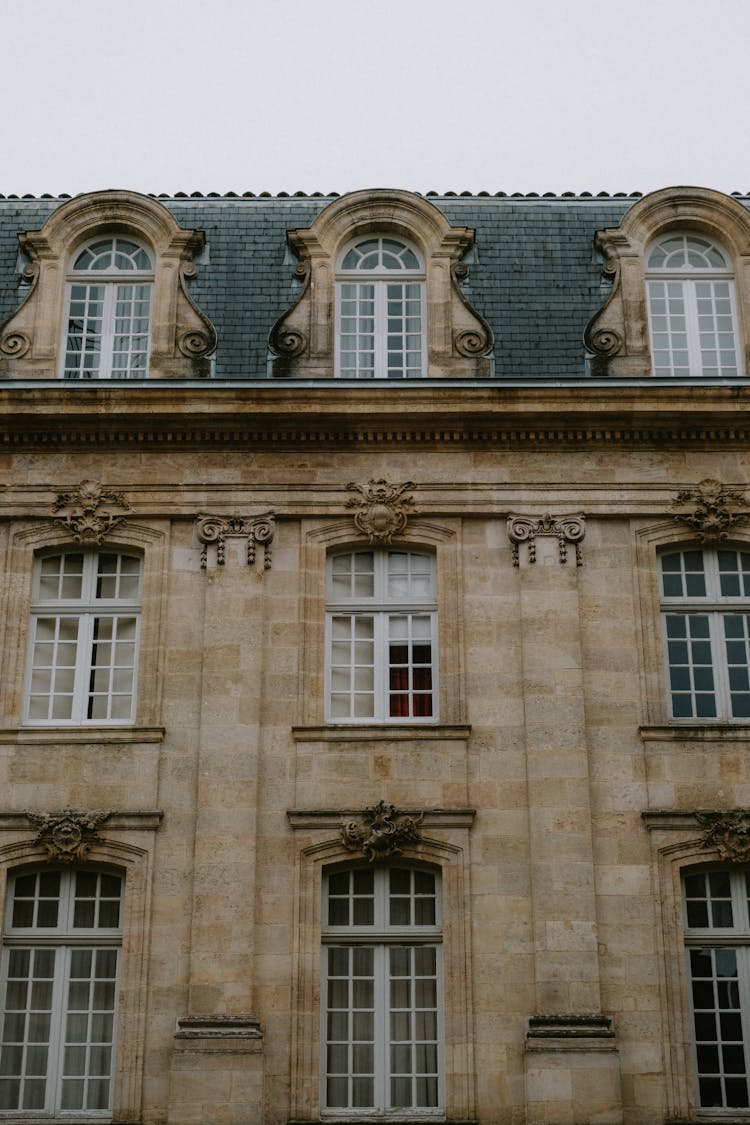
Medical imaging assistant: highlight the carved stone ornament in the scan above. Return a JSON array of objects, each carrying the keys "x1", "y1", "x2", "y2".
[
  {"x1": 507, "y1": 513, "x2": 586, "y2": 566},
  {"x1": 341, "y1": 800, "x2": 423, "y2": 862},
  {"x1": 25, "y1": 808, "x2": 112, "y2": 863},
  {"x1": 346, "y1": 480, "x2": 416, "y2": 544},
  {"x1": 52, "y1": 479, "x2": 130, "y2": 544},
  {"x1": 672, "y1": 478, "x2": 749, "y2": 542},
  {"x1": 696, "y1": 810, "x2": 750, "y2": 864},
  {"x1": 196, "y1": 512, "x2": 275, "y2": 569}
]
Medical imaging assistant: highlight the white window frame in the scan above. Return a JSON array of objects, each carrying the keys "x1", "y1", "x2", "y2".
[
  {"x1": 646, "y1": 233, "x2": 743, "y2": 377},
  {"x1": 683, "y1": 867, "x2": 750, "y2": 1112},
  {"x1": 325, "y1": 550, "x2": 437, "y2": 723},
  {"x1": 321, "y1": 864, "x2": 443, "y2": 1117},
  {"x1": 335, "y1": 237, "x2": 426, "y2": 379},
  {"x1": 61, "y1": 238, "x2": 153, "y2": 380},
  {"x1": 660, "y1": 547, "x2": 750, "y2": 721},
  {"x1": 0, "y1": 867, "x2": 123, "y2": 1118},
  {"x1": 25, "y1": 551, "x2": 142, "y2": 726}
]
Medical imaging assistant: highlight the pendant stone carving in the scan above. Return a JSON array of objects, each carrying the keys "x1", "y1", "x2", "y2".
[
  {"x1": 196, "y1": 513, "x2": 275, "y2": 569},
  {"x1": 672, "y1": 478, "x2": 749, "y2": 542},
  {"x1": 341, "y1": 800, "x2": 423, "y2": 862},
  {"x1": 507, "y1": 513, "x2": 586, "y2": 566},
  {"x1": 52, "y1": 479, "x2": 130, "y2": 544},
  {"x1": 25, "y1": 808, "x2": 112, "y2": 863},
  {"x1": 346, "y1": 480, "x2": 416, "y2": 544}
]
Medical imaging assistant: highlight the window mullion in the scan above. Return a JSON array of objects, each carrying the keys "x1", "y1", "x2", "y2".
[
  {"x1": 75, "y1": 614, "x2": 95, "y2": 724},
  {"x1": 374, "y1": 284, "x2": 387, "y2": 379},
  {"x1": 375, "y1": 943, "x2": 387, "y2": 1112},
  {"x1": 709, "y1": 611, "x2": 732, "y2": 720},
  {"x1": 374, "y1": 613, "x2": 388, "y2": 721},
  {"x1": 47, "y1": 945, "x2": 67, "y2": 1115},
  {"x1": 99, "y1": 284, "x2": 116, "y2": 380}
]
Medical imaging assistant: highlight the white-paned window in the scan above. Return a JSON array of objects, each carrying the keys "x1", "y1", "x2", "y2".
[
  {"x1": 683, "y1": 868, "x2": 750, "y2": 1110},
  {"x1": 326, "y1": 550, "x2": 436, "y2": 722},
  {"x1": 0, "y1": 868, "x2": 122, "y2": 1116},
  {"x1": 322, "y1": 865, "x2": 442, "y2": 1115},
  {"x1": 646, "y1": 234, "x2": 742, "y2": 377},
  {"x1": 660, "y1": 548, "x2": 750, "y2": 720},
  {"x1": 337, "y1": 238, "x2": 425, "y2": 378},
  {"x1": 26, "y1": 552, "x2": 142, "y2": 724},
  {"x1": 63, "y1": 238, "x2": 153, "y2": 379}
]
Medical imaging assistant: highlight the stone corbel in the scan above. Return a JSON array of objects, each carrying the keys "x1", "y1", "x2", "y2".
[
  {"x1": 52, "y1": 479, "x2": 130, "y2": 544},
  {"x1": 507, "y1": 513, "x2": 585, "y2": 566},
  {"x1": 346, "y1": 479, "x2": 416, "y2": 544},
  {"x1": 672, "y1": 478, "x2": 749, "y2": 542},
  {"x1": 196, "y1": 512, "x2": 275, "y2": 569}
]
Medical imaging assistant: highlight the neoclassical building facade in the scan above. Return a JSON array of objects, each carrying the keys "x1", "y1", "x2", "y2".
[{"x1": 0, "y1": 184, "x2": 749, "y2": 1124}]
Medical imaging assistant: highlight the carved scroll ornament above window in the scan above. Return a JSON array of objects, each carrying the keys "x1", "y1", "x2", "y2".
[
  {"x1": 346, "y1": 479, "x2": 416, "y2": 544},
  {"x1": 672, "y1": 478, "x2": 749, "y2": 542},
  {"x1": 25, "y1": 808, "x2": 112, "y2": 863},
  {"x1": 52, "y1": 479, "x2": 130, "y2": 544},
  {"x1": 341, "y1": 800, "x2": 424, "y2": 862}
]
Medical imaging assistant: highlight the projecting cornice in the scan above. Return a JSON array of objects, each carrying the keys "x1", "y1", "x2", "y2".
[{"x1": 0, "y1": 382, "x2": 748, "y2": 449}]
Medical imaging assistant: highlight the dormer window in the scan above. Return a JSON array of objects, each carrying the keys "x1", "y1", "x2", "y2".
[
  {"x1": 646, "y1": 234, "x2": 741, "y2": 377},
  {"x1": 63, "y1": 238, "x2": 154, "y2": 379},
  {"x1": 336, "y1": 238, "x2": 425, "y2": 379}
]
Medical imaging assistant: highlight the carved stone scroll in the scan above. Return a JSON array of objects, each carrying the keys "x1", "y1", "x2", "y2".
[
  {"x1": 346, "y1": 480, "x2": 416, "y2": 544},
  {"x1": 341, "y1": 800, "x2": 423, "y2": 862},
  {"x1": 25, "y1": 808, "x2": 112, "y2": 863},
  {"x1": 672, "y1": 478, "x2": 749, "y2": 542},
  {"x1": 696, "y1": 810, "x2": 750, "y2": 864},
  {"x1": 507, "y1": 513, "x2": 586, "y2": 566},
  {"x1": 52, "y1": 479, "x2": 130, "y2": 544},
  {"x1": 196, "y1": 512, "x2": 275, "y2": 569}
]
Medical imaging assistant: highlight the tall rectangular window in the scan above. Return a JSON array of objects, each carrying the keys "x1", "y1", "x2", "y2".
[
  {"x1": 660, "y1": 548, "x2": 750, "y2": 720},
  {"x1": 0, "y1": 868, "x2": 122, "y2": 1116},
  {"x1": 26, "y1": 552, "x2": 142, "y2": 724},
  {"x1": 326, "y1": 550, "x2": 436, "y2": 722},
  {"x1": 322, "y1": 865, "x2": 442, "y2": 1115},
  {"x1": 684, "y1": 868, "x2": 750, "y2": 1109}
]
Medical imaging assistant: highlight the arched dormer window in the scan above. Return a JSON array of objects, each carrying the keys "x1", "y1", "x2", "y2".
[
  {"x1": 268, "y1": 190, "x2": 493, "y2": 379},
  {"x1": 586, "y1": 187, "x2": 750, "y2": 377},
  {"x1": 337, "y1": 238, "x2": 425, "y2": 379},
  {"x1": 0, "y1": 190, "x2": 216, "y2": 379},
  {"x1": 63, "y1": 238, "x2": 154, "y2": 379},
  {"x1": 646, "y1": 234, "x2": 741, "y2": 377}
]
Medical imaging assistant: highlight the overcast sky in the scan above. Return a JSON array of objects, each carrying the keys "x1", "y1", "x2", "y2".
[{"x1": 3, "y1": 0, "x2": 748, "y2": 197}]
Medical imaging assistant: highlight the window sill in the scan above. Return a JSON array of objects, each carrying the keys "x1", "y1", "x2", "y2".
[
  {"x1": 0, "y1": 725, "x2": 165, "y2": 744},
  {"x1": 639, "y1": 723, "x2": 750, "y2": 742},
  {"x1": 292, "y1": 724, "x2": 471, "y2": 742}
]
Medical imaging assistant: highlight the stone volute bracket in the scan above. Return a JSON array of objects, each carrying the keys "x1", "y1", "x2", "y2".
[
  {"x1": 346, "y1": 479, "x2": 416, "y2": 544},
  {"x1": 341, "y1": 800, "x2": 424, "y2": 862},
  {"x1": 196, "y1": 512, "x2": 275, "y2": 569},
  {"x1": 52, "y1": 479, "x2": 130, "y2": 544},
  {"x1": 24, "y1": 808, "x2": 113, "y2": 863},
  {"x1": 507, "y1": 513, "x2": 586, "y2": 566},
  {"x1": 671, "y1": 478, "x2": 749, "y2": 542}
]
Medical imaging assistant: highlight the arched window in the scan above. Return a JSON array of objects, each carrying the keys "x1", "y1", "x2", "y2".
[
  {"x1": 322, "y1": 864, "x2": 442, "y2": 1114},
  {"x1": 646, "y1": 233, "x2": 742, "y2": 377},
  {"x1": 683, "y1": 866, "x2": 750, "y2": 1109},
  {"x1": 63, "y1": 237, "x2": 153, "y2": 379},
  {"x1": 660, "y1": 547, "x2": 750, "y2": 719},
  {"x1": 26, "y1": 550, "x2": 142, "y2": 724},
  {"x1": 326, "y1": 549, "x2": 436, "y2": 721},
  {"x1": 0, "y1": 867, "x2": 123, "y2": 1114},
  {"x1": 336, "y1": 238, "x2": 425, "y2": 379}
]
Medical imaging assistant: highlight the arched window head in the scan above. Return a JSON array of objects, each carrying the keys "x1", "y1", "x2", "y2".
[
  {"x1": 337, "y1": 238, "x2": 425, "y2": 379},
  {"x1": 63, "y1": 237, "x2": 154, "y2": 380},
  {"x1": 646, "y1": 233, "x2": 741, "y2": 377}
]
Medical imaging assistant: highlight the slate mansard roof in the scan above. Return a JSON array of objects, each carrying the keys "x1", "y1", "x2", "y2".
[{"x1": 1, "y1": 191, "x2": 749, "y2": 380}]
